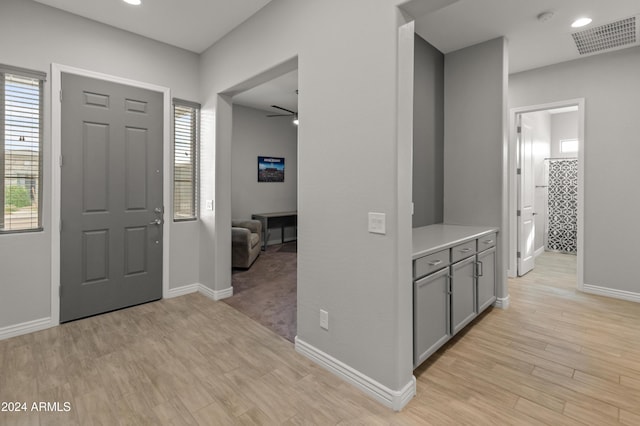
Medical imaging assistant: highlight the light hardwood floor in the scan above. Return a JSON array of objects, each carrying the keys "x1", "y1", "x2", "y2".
[{"x1": 1, "y1": 252, "x2": 639, "y2": 425}]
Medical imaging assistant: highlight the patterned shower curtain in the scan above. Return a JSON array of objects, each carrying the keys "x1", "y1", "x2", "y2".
[{"x1": 546, "y1": 159, "x2": 578, "y2": 253}]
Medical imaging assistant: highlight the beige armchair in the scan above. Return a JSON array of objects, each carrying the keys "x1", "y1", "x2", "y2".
[{"x1": 231, "y1": 219, "x2": 262, "y2": 268}]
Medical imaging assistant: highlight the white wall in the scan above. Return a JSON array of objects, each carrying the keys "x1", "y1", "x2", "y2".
[
  {"x1": 443, "y1": 37, "x2": 508, "y2": 299},
  {"x1": 0, "y1": 0, "x2": 200, "y2": 330},
  {"x1": 412, "y1": 34, "x2": 444, "y2": 228},
  {"x1": 510, "y1": 46, "x2": 640, "y2": 295},
  {"x1": 550, "y1": 111, "x2": 579, "y2": 158},
  {"x1": 231, "y1": 104, "x2": 298, "y2": 244},
  {"x1": 199, "y1": 0, "x2": 418, "y2": 398}
]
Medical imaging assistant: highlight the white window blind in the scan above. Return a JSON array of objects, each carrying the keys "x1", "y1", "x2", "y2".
[
  {"x1": 173, "y1": 99, "x2": 200, "y2": 221},
  {"x1": 1, "y1": 64, "x2": 46, "y2": 233}
]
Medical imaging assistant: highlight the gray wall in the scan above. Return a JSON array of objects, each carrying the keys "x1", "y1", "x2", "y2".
[
  {"x1": 199, "y1": 0, "x2": 416, "y2": 393},
  {"x1": 443, "y1": 37, "x2": 508, "y2": 298},
  {"x1": 550, "y1": 111, "x2": 579, "y2": 158},
  {"x1": 0, "y1": 0, "x2": 200, "y2": 329},
  {"x1": 412, "y1": 34, "x2": 444, "y2": 228},
  {"x1": 231, "y1": 104, "x2": 298, "y2": 244},
  {"x1": 510, "y1": 45, "x2": 640, "y2": 294}
]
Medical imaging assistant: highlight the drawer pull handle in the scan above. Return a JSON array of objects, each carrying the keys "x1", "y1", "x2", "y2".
[
  {"x1": 428, "y1": 260, "x2": 442, "y2": 266},
  {"x1": 460, "y1": 248, "x2": 472, "y2": 253},
  {"x1": 483, "y1": 239, "x2": 494, "y2": 244}
]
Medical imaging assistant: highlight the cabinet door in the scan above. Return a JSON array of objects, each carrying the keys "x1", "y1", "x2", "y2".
[
  {"x1": 414, "y1": 267, "x2": 450, "y2": 367},
  {"x1": 451, "y1": 256, "x2": 477, "y2": 335},
  {"x1": 477, "y1": 247, "x2": 497, "y2": 312}
]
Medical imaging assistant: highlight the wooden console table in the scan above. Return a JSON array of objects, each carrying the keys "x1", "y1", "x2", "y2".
[{"x1": 251, "y1": 211, "x2": 297, "y2": 250}]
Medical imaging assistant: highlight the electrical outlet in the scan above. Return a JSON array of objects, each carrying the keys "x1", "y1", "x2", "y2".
[
  {"x1": 320, "y1": 309, "x2": 329, "y2": 330},
  {"x1": 205, "y1": 200, "x2": 213, "y2": 210}
]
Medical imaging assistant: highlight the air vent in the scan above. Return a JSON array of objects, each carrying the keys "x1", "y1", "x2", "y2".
[{"x1": 572, "y1": 16, "x2": 638, "y2": 55}]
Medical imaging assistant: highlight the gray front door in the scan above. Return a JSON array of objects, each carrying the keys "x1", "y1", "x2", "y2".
[{"x1": 60, "y1": 73, "x2": 163, "y2": 323}]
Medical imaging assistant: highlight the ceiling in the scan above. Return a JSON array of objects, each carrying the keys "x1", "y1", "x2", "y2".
[
  {"x1": 33, "y1": 0, "x2": 272, "y2": 53},
  {"x1": 33, "y1": 0, "x2": 640, "y2": 108},
  {"x1": 415, "y1": 0, "x2": 640, "y2": 73},
  {"x1": 232, "y1": 70, "x2": 298, "y2": 113}
]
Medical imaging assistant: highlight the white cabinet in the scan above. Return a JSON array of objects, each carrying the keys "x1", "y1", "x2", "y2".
[{"x1": 412, "y1": 225, "x2": 498, "y2": 369}]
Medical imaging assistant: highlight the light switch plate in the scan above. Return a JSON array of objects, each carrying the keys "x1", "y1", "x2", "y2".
[
  {"x1": 320, "y1": 309, "x2": 329, "y2": 330},
  {"x1": 205, "y1": 200, "x2": 213, "y2": 210},
  {"x1": 368, "y1": 212, "x2": 386, "y2": 235}
]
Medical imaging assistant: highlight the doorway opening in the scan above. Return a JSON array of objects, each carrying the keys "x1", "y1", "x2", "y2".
[
  {"x1": 509, "y1": 99, "x2": 584, "y2": 290},
  {"x1": 222, "y1": 67, "x2": 299, "y2": 343}
]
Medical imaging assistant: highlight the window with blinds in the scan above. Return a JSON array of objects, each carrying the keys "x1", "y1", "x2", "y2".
[
  {"x1": 1, "y1": 65, "x2": 46, "y2": 233},
  {"x1": 173, "y1": 99, "x2": 200, "y2": 221}
]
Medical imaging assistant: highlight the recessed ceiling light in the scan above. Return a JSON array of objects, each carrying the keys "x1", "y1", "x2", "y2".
[
  {"x1": 123, "y1": 0, "x2": 142, "y2": 5},
  {"x1": 571, "y1": 17, "x2": 592, "y2": 28}
]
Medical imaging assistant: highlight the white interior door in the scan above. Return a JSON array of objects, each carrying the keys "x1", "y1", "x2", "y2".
[{"x1": 518, "y1": 114, "x2": 535, "y2": 276}]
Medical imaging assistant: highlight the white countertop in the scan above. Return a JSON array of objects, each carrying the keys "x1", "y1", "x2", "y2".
[{"x1": 412, "y1": 224, "x2": 498, "y2": 259}]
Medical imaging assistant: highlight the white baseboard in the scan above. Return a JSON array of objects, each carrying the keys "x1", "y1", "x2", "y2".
[
  {"x1": 199, "y1": 284, "x2": 233, "y2": 301},
  {"x1": 213, "y1": 286, "x2": 234, "y2": 300},
  {"x1": 534, "y1": 246, "x2": 545, "y2": 257},
  {"x1": 582, "y1": 284, "x2": 640, "y2": 304},
  {"x1": 494, "y1": 295, "x2": 510, "y2": 309},
  {"x1": 294, "y1": 337, "x2": 416, "y2": 411},
  {"x1": 166, "y1": 283, "x2": 200, "y2": 298},
  {"x1": 0, "y1": 317, "x2": 53, "y2": 341},
  {"x1": 167, "y1": 283, "x2": 233, "y2": 301}
]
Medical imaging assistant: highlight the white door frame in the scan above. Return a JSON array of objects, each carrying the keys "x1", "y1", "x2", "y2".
[
  {"x1": 50, "y1": 64, "x2": 171, "y2": 326},
  {"x1": 508, "y1": 98, "x2": 585, "y2": 290}
]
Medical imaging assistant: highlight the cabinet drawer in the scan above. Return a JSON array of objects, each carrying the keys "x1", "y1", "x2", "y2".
[
  {"x1": 451, "y1": 240, "x2": 476, "y2": 263},
  {"x1": 414, "y1": 249, "x2": 450, "y2": 279},
  {"x1": 478, "y1": 232, "x2": 497, "y2": 251}
]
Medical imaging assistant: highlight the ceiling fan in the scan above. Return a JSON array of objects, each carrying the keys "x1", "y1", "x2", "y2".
[{"x1": 267, "y1": 105, "x2": 299, "y2": 125}]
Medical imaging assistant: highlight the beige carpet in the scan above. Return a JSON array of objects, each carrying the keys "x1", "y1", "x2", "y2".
[{"x1": 225, "y1": 242, "x2": 297, "y2": 342}]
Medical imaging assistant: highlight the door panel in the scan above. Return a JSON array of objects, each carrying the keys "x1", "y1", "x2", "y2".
[
  {"x1": 518, "y1": 115, "x2": 535, "y2": 276},
  {"x1": 451, "y1": 256, "x2": 477, "y2": 335},
  {"x1": 83, "y1": 230, "x2": 109, "y2": 283},
  {"x1": 83, "y1": 122, "x2": 109, "y2": 212},
  {"x1": 477, "y1": 247, "x2": 496, "y2": 312},
  {"x1": 124, "y1": 226, "x2": 148, "y2": 276},
  {"x1": 60, "y1": 73, "x2": 163, "y2": 323},
  {"x1": 414, "y1": 267, "x2": 451, "y2": 367},
  {"x1": 125, "y1": 127, "x2": 149, "y2": 210}
]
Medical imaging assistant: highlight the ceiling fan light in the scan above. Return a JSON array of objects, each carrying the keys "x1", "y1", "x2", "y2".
[{"x1": 571, "y1": 17, "x2": 592, "y2": 28}]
